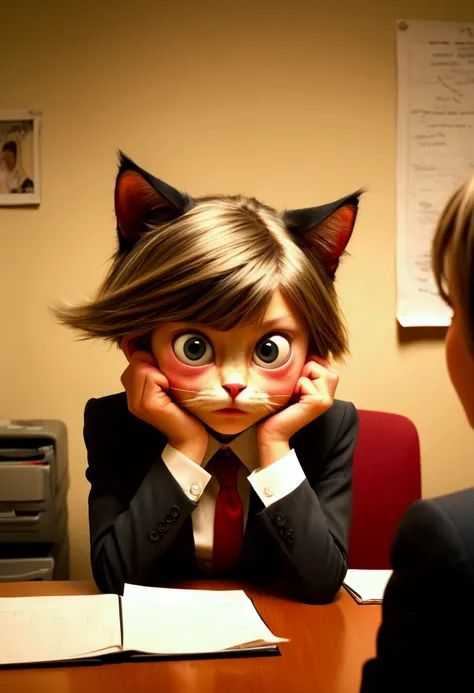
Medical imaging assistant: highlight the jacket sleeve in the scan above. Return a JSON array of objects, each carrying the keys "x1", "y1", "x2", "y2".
[
  {"x1": 84, "y1": 398, "x2": 197, "y2": 594},
  {"x1": 257, "y1": 402, "x2": 358, "y2": 604},
  {"x1": 360, "y1": 497, "x2": 472, "y2": 692}
]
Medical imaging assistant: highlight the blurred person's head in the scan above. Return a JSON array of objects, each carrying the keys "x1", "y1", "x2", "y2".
[
  {"x1": 2, "y1": 141, "x2": 17, "y2": 171},
  {"x1": 433, "y1": 177, "x2": 474, "y2": 426}
]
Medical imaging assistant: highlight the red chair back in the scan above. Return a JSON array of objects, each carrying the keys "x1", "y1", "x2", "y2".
[{"x1": 348, "y1": 410, "x2": 422, "y2": 569}]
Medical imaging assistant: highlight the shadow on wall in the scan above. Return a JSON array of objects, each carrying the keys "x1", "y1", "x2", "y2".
[{"x1": 397, "y1": 323, "x2": 447, "y2": 345}]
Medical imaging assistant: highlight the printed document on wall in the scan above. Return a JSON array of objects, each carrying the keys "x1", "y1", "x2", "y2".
[{"x1": 397, "y1": 20, "x2": 474, "y2": 326}]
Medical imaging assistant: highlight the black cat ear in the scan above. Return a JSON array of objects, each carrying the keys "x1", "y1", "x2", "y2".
[
  {"x1": 283, "y1": 190, "x2": 363, "y2": 280},
  {"x1": 114, "y1": 152, "x2": 194, "y2": 251}
]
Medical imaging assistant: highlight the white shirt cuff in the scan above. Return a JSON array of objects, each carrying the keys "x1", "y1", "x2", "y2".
[
  {"x1": 247, "y1": 448, "x2": 306, "y2": 508},
  {"x1": 161, "y1": 444, "x2": 211, "y2": 501}
]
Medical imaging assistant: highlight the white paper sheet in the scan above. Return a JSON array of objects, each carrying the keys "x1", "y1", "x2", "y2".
[
  {"x1": 344, "y1": 569, "x2": 392, "y2": 604},
  {"x1": 0, "y1": 594, "x2": 122, "y2": 665},
  {"x1": 122, "y1": 583, "x2": 287, "y2": 654},
  {"x1": 397, "y1": 20, "x2": 474, "y2": 327}
]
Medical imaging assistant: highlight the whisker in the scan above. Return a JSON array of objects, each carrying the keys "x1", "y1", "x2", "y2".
[
  {"x1": 169, "y1": 387, "x2": 201, "y2": 394},
  {"x1": 263, "y1": 404, "x2": 278, "y2": 414},
  {"x1": 266, "y1": 393, "x2": 295, "y2": 398},
  {"x1": 182, "y1": 399, "x2": 207, "y2": 409},
  {"x1": 178, "y1": 397, "x2": 200, "y2": 406}
]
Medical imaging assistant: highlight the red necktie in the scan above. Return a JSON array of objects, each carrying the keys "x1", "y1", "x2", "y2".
[{"x1": 208, "y1": 447, "x2": 244, "y2": 574}]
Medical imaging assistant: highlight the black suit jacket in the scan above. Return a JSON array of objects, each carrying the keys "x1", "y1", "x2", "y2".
[
  {"x1": 83, "y1": 393, "x2": 358, "y2": 604},
  {"x1": 361, "y1": 488, "x2": 474, "y2": 692}
]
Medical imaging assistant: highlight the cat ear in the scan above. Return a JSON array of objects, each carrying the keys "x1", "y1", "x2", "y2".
[
  {"x1": 282, "y1": 190, "x2": 363, "y2": 280},
  {"x1": 115, "y1": 152, "x2": 194, "y2": 251}
]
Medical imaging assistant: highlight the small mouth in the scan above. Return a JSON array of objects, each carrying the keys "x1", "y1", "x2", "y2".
[{"x1": 215, "y1": 408, "x2": 247, "y2": 415}]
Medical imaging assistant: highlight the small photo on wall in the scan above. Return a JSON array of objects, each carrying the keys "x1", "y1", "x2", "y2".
[{"x1": 0, "y1": 110, "x2": 41, "y2": 206}]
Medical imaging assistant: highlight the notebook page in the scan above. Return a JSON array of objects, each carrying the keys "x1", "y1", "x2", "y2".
[
  {"x1": 343, "y1": 570, "x2": 392, "y2": 603},
  {"x1": 122, "y1": 584, "x2": 287, "y2": 654},
  {"x1": 0, "y1": 594, "x2": 122, "y2": 665}
]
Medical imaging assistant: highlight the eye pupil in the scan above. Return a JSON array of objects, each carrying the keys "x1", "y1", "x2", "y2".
[
  {"x1": 173, "y1": 332, "x2": 213, "y2": 366},
  {"x1": 184, "y1": 338, "x2": 206, "y2": 360},
  {"x1": 258, "y1": 340, "x2": 279, "y2": 363},
  {"x1": 253, "y1": 334, "x2": 291, "y2": 369}
]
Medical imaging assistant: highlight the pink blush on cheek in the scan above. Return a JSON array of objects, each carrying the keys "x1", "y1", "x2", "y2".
[
  {"x1": 157, "y1": 348, "x2": 212, "y2": 393},
  {"x1": 256, "y1": 361, "x2": 302, "y2": 397},
  {"x1": 167, "y1": 370, "x2": 211, "y2": 394}
]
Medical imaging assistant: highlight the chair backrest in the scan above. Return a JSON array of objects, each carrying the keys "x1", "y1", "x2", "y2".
[{"x1": 348, "y1": 410, "x2": 422, "y2": 569}]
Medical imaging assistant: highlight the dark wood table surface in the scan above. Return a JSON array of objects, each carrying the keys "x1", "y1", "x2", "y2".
[{"x1": 0, "y1": 580, "x2": 381, "y2": 693}]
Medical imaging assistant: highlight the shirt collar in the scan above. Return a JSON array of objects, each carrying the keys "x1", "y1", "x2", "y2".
[{"x1": 203, "y1": 426, "x2": 260, "y2": 473}]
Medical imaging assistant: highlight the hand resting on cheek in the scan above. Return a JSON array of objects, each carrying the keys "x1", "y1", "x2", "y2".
[
  {"x1": 257, "y1": 355, "x2": 339, "y2": 466},
  {"x1": 120, "y1": 348, "x2": 208, "y2": 464}
]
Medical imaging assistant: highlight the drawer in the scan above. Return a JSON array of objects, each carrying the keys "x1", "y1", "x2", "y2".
[
  {"x1": 0, "y1": 465, "x2": 52, "y2": 503},
  {"x1": 0, "y1": 557, "x2": 54, "y2": 582}
]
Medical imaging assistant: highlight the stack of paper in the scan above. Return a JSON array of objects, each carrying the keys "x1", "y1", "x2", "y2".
[{"x1": 343, "y1": 569, "x2": 392, "y2": 604}]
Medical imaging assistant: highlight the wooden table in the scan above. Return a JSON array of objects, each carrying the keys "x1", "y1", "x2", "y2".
[{"x1": 0, "y1": 580, "x2": 381, "y2": 693}]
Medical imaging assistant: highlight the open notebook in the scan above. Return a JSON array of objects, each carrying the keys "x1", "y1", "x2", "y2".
[
  {"x1": 0, "y1": 583, "x2": 288, "y2": 668},
  {"x1": 343, "y1": 569, "x2": 393, "y2": 604}
]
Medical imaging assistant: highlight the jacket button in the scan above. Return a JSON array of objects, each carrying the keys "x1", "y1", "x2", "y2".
[
  {"x1": 157, "y1": 522, "x2": 167, "y2": 533},
  {"x1": 281, "y1": 527, "x2": 292, "y2": 537},
  {"x1": 287, "y1": 534, "x2": 295, "y2": 544},
  {"x1": 171, "y1": 506, "x2": 180, "y2": 517},
  {"x1": 149, "y1": 530, "x2": 159, "y2": 542},
  {"x1": 274, "y1": 513, "x2": 286, "y2": 527},
  {"x1": 164, "y1": 514, "x2": 173, "y2": 523}
]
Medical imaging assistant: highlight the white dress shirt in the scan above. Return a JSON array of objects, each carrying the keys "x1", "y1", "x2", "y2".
[{"x1": 161, "y1": 426, "x2": 306, "y2": 571}]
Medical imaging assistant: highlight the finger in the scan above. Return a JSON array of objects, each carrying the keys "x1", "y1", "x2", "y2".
[
  {"x1": 306, "y1": 355, "x2": 339, "y2": 376},
  {"x1": 123, "y1": 350, "x2": 169, "y2": 416},
  {"x1": 121, "y1": 361, "x2": 147, "y2": 398},
  {"x1": 297, "y1": 377, "x2": 334, "y2": 419},
  {"x1": 145, "y1": 367, "x2": 170, "y2": 394},
  {"x1": 130, "y1": 350, "x2": 158, "y2": 368},
  {"x1": 297, "y1": 376, "x2": 327, "y2": 402},
  {"x1": 307, "y1": 355, "x2": 330, "y2": 369},
  {"x1": 125, "y1": 352, "x2": 160, "y2": 414},
  {"x1": 137, "y1": 363, "x2": 170, "y2": 415},
  {"x1": 275, "y1": 377, "x2": 330, "y2": 436},
  {"x1": 304, "y1": 360, "x2": 339, "y2": 386},
  {"x1": 121, "y1": 363, "x2": 132, "y2": 390},
  {"x1": 120, "y1": 363, "x2": 144, "y2": 414},
  {"x1": 141, "y1": 371, "x2": 188, "y2": 438},
  {"x1": 141, "y1": 369, "x2": 171, "y2": 410},
  {"x1": 301, "y1": 359, "x2": 332, "y2": 380},
  {"x1": 130, "y1": 351, "x2": 163, "y2": 394}
]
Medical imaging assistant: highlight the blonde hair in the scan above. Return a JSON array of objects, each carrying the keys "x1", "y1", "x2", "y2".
[
  {"x1": 54, "y1": 195, "x2": 349, "y2": 359},
  {"x1": 433, "y1": 176, "x2": 474, "y2": 350}
]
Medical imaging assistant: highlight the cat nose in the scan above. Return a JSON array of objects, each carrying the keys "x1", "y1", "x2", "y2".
[{"x1": 224, "y1": 383, "x2": 246, "y2": 400}]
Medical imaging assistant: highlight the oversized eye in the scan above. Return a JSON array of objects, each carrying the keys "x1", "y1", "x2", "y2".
[
  {"x1": 173, "y1": 333, "x2": 214, "y2": 366},
  {"x1": 253, "y1": 334, "x2": 292, "y2": 369}
]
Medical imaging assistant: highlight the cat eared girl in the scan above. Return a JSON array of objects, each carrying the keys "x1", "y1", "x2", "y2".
[{"x1": 115, "y1": 152, "x2": 362, "y2": 279}]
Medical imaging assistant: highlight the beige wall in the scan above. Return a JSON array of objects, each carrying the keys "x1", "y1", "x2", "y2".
[{"x1": 2, "y1": 0, "x2": 474, "y2": 579}]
